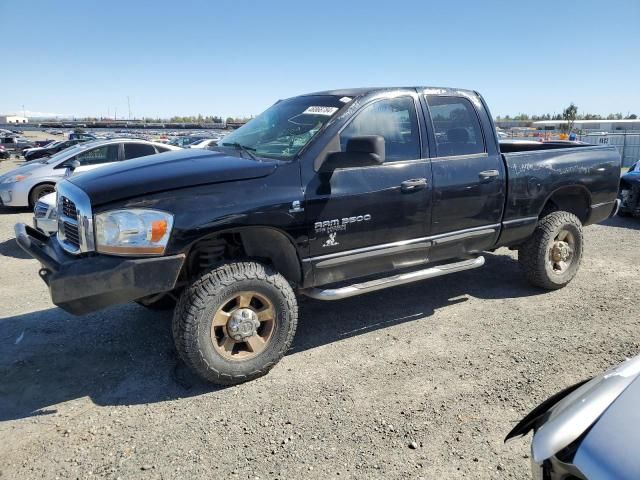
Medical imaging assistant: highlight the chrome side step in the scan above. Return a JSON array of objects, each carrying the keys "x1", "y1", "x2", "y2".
[{"x1": 302, "y1": 256, "x2": 485, "y2": 301}]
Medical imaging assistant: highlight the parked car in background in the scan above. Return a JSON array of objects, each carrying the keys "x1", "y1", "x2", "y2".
[
  {"x1": 33, "y1": 141, "x2": 180, "y2": 233},
  {"x1": 69, "y1": 132, "x2": 97, "y2": 141},
  {"x1": 619, "y1": 160, "x2": 640, "y2": 217},
  {"x1": 506, "y1": 354, "x2": 640, "y2": 479},
  {"x1": 23, "y1": 139, "x2": 89, "y2": 161},
  {"x1": 22, "y1": 140, "x2": 56, "y2": 156},
  {"x1": 187, "y1": 138, "x2": 220, "y2": 149},
  {"x1": 168, "y1": 136, "x2": 211, "y2": 148},
  {"x1": 14, "y1": 138, "x2": 35, "y2": 150},
  {"x1": 0, "y1": 136, "x2": 19, "y2": 151},
  {"x1": 1, "y1": 139, "x2": 178, "y2": 207},
  {"x1": 0, "y1": 146, "x2": 9, "y2": 160}
]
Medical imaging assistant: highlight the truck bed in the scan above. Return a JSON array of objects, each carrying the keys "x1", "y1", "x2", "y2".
[
  {"x1": 499, "y1": 140, "x2": 592, "y2": 153},
  {"x1": 496, "y1": 143, "x2": 621, "y2": 247}
]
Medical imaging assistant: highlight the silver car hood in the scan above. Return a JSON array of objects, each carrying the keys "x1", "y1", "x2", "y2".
[
  {"x1": 532, "y1": 355, "x2": 640, "y2": 463},
  {"x1": 0, "y1": 161, "x2": 50, "y2": 179},
  {"x1": 572, "y1": 376, "x2": 640, "y2": 478}
]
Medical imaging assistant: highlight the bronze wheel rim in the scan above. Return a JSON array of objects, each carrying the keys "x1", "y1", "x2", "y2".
[
  {"x1": 210, "y1": 291, "x2": 276, "y2": 361},
  {"x1": 548, "y1": 229, "x2": 575, "y2": 275}
]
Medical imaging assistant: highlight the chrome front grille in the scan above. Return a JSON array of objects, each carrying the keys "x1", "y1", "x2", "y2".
[
  {"x1": 34, "y1": 201, "x2": 48, "y2": 218},
  {"x1": 61, "y1": 196, "x2": 77, "y2": 218},
  {"x1": 63, "y1": 221, "x2": 80, "y2": 247},
  {"x1": 56, "y1": 181, "x2": 94, "y2": 254}
]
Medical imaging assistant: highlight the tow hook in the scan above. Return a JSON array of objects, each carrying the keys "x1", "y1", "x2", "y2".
[{"x1": 38, "y1": 268, "x2": 51, "y2": 285}]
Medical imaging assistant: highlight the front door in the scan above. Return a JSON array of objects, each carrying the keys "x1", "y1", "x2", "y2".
[{"x1": 304, "y1": 94, "x2": 432, "y2": 286}]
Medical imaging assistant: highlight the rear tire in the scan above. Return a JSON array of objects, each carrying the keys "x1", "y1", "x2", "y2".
[
  {"x1": 29, "y1": 183, "x2": 56, "y2": 208},
  {"x1": 172, "y1": 261, "x2": 298, "y2": 385},
  {"x1": 518, "y1": 211, "x2": 583, "y2": 290}
]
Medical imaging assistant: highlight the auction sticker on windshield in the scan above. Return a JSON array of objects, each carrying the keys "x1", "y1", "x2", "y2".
[{"x1": 303, "y1": 106, "x2": 339, "y2": 116}]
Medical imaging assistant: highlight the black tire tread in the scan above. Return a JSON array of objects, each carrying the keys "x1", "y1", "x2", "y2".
[
  {"x1": 518, "y1": 211, "x2": 583, "y2": 290},
  {"x1": 172, "y1": 261, "x2": 297, "y2": 385}
]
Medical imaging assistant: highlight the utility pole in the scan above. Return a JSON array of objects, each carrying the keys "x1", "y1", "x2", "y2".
[
  {"x1": 114, "y1": 107, "x2": 117, "y2": 121},
  {"x1": 22, "y1": 104, "x2": 25, "y2": 118},
  {"x1": 127, "y1": 96, "x2": 131, "y2": 121}
]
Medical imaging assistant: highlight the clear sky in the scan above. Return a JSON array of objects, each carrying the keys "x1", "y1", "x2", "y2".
[{"x1": 3, "y1": 0, "x2": 639, "y2": 119}]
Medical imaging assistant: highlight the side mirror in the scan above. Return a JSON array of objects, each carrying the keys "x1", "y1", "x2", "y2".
[
  {"x1": 320, "y1": 135, "x2": 385, "y2": 172},
  {"x1": 63, "y1": 160, "x2": 80, "y2": 177}
]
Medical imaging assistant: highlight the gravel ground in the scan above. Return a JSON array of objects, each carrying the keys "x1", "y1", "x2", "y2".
[{"x1": 0, "y1": 156, "x2": 639, "y2": 479}]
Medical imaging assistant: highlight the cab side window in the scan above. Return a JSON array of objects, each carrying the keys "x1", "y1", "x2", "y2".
[
  {"x1": 425, "y1": 95, "x2": 485, "y2": 157},
  {"x1": 75, "y1": 144, "x2": 119, "y2": 166},
  {"x1": 340, "y1": 96, "x2": 420, "y2": 162}
]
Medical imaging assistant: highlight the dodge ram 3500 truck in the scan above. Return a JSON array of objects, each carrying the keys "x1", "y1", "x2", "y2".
[{"x1": 15, "y1": 87, "x2": 621, "y2": 385}]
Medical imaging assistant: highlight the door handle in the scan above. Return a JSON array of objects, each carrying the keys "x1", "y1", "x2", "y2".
[
  {"x1": 479, "y1": 169, "x2": 500, "y2": 180},
  {"x1": 401, "y1": 178, "x2": 427, "y2": 192}
]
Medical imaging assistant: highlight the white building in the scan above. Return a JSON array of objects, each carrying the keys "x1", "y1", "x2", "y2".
[
  {"x1": 0, "y1": 115, "x2": 28, "y2": 124},
  {"x1": 533, "y1": 119, "x2": 640, "y2": 132}
]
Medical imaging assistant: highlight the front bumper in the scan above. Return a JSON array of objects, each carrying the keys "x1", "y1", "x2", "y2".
[
  {"x1": 0, "y1": 182, "x2": 29, "y2": 207},
  {"x1": 0, "y1": 186, "x2": 12, "y2": 205},
  {"x1": 14, "y1": 223, "x2": 185, "y2": 315},
  {"x1": 34, "y1": 216, "x2": 58, "y2": 236}
]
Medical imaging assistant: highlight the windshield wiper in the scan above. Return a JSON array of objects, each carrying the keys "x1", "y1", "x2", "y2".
[{"x1": 221, "y1": 142, "x2": 258, "y2": 161}]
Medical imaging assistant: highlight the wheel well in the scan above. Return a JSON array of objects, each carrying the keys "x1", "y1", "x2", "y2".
[
  {"x1": 541, "y1": 186, "x2": 591, "y2": 224},
  {"x1": 185, "y1": 227, "x2": 302, "y2": 285},
  {"x1": 28, "y1": 182, "x2": 56, "y2": 206}
]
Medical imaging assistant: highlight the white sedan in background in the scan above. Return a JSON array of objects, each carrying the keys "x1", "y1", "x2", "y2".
[
  {"x1": 187, "y1": 137, "x2": 222, "y2": 149},
  {"x1": 33, "y1": 140, "x2": 180, "y2": 234}
]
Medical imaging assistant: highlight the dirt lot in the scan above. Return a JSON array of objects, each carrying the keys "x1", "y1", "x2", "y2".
[{"x1": 0, "y1": 156, "x2": 639, "y2": 480}]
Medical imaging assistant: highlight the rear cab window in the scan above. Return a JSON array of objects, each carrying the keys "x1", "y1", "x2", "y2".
[{"x1": 425, "y1": 95, "x2": 486, "y2": 157}]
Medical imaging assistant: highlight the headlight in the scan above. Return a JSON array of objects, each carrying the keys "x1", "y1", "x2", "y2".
[
  {"x1": 95, "y1": 209, "x2": 174, "y2": 256},
  {"x1": 1, "y1": 173, "x2": 32, "y2": 184}
]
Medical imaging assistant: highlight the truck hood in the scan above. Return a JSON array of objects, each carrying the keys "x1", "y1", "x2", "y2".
[{"x1": 68, "y1": 149, "x2": 279, "y2": 206}]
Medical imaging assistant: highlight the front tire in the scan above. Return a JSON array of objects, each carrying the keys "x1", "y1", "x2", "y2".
[
  {"x1": 518, "y1": 211, "x2": 583, "y2": 290},
  {"x1": 172, "y1": 261, "x2": 298, "y2": 385},
  {"x1": 29, "y1": 183, "x2": 56, "y2": 208}
]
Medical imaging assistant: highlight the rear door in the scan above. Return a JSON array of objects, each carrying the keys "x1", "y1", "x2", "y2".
[
  {"x1": 422, "y1": 93, "x2": 505, "y2": 261},
  {"x1": 304, "y1": 93, "x2": 432, "y2": 285},
  {"x1": 123, "y1": 142, "x2": 158, "y2": 161}
]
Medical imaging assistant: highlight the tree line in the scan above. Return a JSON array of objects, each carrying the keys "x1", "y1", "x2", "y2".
[{"x1": 496, "y1": 111, "x2": 637, "y2": 121}]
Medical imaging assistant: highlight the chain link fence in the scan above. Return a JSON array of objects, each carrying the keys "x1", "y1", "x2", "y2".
[{"x1": 578, "y1": 132, "x2": 640, "y2": 168}]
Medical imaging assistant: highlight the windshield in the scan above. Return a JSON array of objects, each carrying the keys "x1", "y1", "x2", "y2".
[{"x1": 220, "y1": 95, "x2": 346, "y2": 160}]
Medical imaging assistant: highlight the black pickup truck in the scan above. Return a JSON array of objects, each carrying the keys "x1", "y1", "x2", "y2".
[{"x1": 16, "y1": 87, "x2": 621, "y2": 385}]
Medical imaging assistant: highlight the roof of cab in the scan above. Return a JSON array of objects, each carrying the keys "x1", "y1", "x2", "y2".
[{"x1": 302, "y1": 86, "x2": 479, "y2": 98}]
